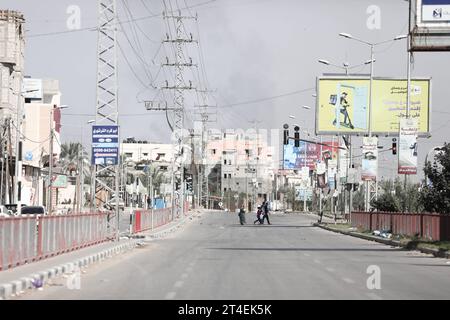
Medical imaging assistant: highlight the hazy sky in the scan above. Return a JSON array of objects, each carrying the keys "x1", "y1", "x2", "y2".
[{"x1": 3, "y1": 0, "x2": 450, "y2": 181}]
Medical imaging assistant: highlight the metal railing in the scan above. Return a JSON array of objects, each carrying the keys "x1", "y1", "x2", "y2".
[{"x1": 0, "y1": 212, "x2": 113, "y2": 271}]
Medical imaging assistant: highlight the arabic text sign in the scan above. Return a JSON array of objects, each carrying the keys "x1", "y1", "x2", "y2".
[
  {"x1": 92, "y1": 125, "x2": 119, "y2": 165},
  {"x1": 316, "y1": 78, "x2": 430, "y2": 136},
  {"x1": 362, "y1": 137, "x2": 378, "y2": 181},
  {"x1": 398, "y1": 118, "x2": 418, "y2": 175}
]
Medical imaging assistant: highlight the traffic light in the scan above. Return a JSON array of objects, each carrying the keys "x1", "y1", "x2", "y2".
[
  {"x1": 392, "y1": 138, "x2": 397, "y2": 155},
  {"x1": 294, "y1": 126, "x2": 300, "y2": 148},
  {"x1": 283, "y1": 124, "x2": 289, "y2": 145}
]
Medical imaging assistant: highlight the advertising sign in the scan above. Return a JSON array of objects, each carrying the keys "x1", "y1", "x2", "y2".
[
  {"x1": 398, "y1": 118, "x2": 418, "y2": 174},
  {"x1": 361, "y1": 137, "x2": 378, "y2": 181},
  {"x1": 410, "y1": 0, "x2": 450, "y2": 51},
  {"x1": 283, "y1": 139, "x2": 339, "y2": 170},
  {"x1": 421, "y1": 0, "x2": 450, "y2": 21},
  {"x1": 92, "y1": 125, "x2": 119, "y2": 165},
  {"x1": 316, "y1": 78, "x2": 430, "y2": 136},
  {"x1": 327, "y1": 160, "x2": 337, "y2": 189},
  {"x1": 283, "y1": 140, "x2": 319, "y2": 170}
]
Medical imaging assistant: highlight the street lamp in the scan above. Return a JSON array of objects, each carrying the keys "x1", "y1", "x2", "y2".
[
  {"x1": 47, "y1": 105, "x2": 69, "y2": 215},
  {"x1": 318, "y1": 58, "x2": 375, "y2": 75},
  {"x1": 339, "y1": 32, "x2": 407, "y2": 211}
]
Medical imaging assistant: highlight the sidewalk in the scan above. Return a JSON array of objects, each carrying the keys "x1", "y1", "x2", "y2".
[{"x1": 0, "y1": 209, "x2": 202, "y2": 299}]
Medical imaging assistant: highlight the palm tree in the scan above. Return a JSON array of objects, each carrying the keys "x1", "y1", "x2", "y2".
[{"x1": 60, "y1": 143, "x2": 90, "y2": 174}]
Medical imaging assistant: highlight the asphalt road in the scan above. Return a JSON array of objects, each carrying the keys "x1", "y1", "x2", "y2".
[{"x1": 19, "y1": 211, "x2": 450, "y2": 300}]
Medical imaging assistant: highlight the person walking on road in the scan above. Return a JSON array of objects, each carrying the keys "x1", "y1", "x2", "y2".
[
  {"x1": 238, "y1": 205, "x2": 246, "y2": 225},
  {"x1": 261, "y1": 200, "x2": 271, "y2": 225},
  {"x1": 254, "y1": 206, "x2": 263, "y2": 224}
]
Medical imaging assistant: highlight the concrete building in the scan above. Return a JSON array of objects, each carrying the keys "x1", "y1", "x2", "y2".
[
  {"x1": 0, "y1": 10, "x2": 25, "y2": 205},
  {"x1": 205, "y1": 129, "x2": 276, "y2": 211},
  {"x1": 120, "y1": 141, "x2": 175, "y2": 208}
]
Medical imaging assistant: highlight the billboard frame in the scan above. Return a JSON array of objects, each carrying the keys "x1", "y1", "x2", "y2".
[
  {"x1": 315, "y1": 76, "x2": 432, "y2": 137},
  {"x1": 410, "y1": 0, "x2": 450, "y2": 51}
]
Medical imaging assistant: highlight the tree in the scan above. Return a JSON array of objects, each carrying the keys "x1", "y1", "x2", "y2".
[
  {"x1": 420, "y1": 143, "x2": 450, "y2": 214},
  {"x1": 60, "y1": 142, "x2": 89, "y2": 177}
]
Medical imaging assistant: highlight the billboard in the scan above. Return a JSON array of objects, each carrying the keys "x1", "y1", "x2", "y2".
[
  {"x1": 361, "y1": 137, "x2": 378, "y2": 181},
  {"x1": 410, "y1": 0, "x2": 450, "y2": 51},
  {"x1": 92, "y1": 125, "x2": 119, "y2": 165},
  {"x1": 398, "y1": 118, "x2": 418, "y2": 174},
  {"x1": 283, "y1": 140, "x2": 318, "y2": 170},
  {"x1": 316, "y1": 77, "x2": 431, "y2": 136},
  {"x1": 283, "y1": 140, "x2": 339, "y2": 170}
]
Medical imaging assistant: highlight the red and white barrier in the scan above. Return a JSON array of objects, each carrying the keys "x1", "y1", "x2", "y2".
[
  {"x1": 0, "y1": 212, "x2": 113, "y2": 271},
  {"x1": 0, "y1": 216, "x2": 38, "y2": 271}
]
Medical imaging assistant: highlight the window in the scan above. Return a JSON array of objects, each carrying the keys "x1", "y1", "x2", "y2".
[
  {"x1": 245, "y1": 149, "x2": 250, "y2": 157},
  {"x1": 143, "y1": 153, "x2": 148, "y2": 156},
  {"x1": 156, "y1": 153, "x2": 165, "y2": 160},
  {"x1": 212, "y1": 149, "x2": 216, "y2": 155},
  {"x1": 125, "y1": 153, "x2": 133, "y2": 158},
  {"x1": 228, "y1": 160, "x2": 232, "y2": 166},
  {"x1": 224, "y1": 159, "x2": 227, "y2": 165},
  {"x1": 224, "y1": 174, "x2": 227, "y2": 179}
]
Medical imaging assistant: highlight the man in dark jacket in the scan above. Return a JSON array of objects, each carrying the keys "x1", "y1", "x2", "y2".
[{"x1": 261, "y1": 200, "x2": 271, "y2": 225}]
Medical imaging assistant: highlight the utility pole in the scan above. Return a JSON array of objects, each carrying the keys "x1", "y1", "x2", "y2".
[
  {"x1": 13, "y1": 71, "x2": 24, "y2": 215},
  {"x1": 94, "y1": 0, "x2": 120, "y2": 240},
  {"x1": 162, "y1": 10, "x2": 197, "y2": 218},
  {"x1": 194, "y1": 97, "x2": 217, "y2": 209},
  {"x1": 48, "y1": 107, "x2": 54, "y2": 214},
  {"x1": 248, "y1": 120, "x2": 262, "y2": 211}
]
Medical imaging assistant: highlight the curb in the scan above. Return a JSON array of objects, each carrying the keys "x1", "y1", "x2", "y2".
[
  {"x1": 315, "y1": 223, "x2": 450, "y2": 259},
  {"x1": 0, "y1": 240, "x2": 139, "y2": 300},
  {"x1": 142, "y1": 213, "x2": 196, "y2": 240}
]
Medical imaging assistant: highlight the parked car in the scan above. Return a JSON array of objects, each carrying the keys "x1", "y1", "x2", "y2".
[
  {"x1": 0, "y1": 205, "x2": 13, "y2": 217},
  {"x1": 4, "y1": 204, "x2": 27, "y2": 214},
  {"x1": 20, "y1": 206, "x2": 47, "y2": 215}
]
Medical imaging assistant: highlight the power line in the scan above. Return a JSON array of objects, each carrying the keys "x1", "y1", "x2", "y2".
[
  {"x1": 27, "y1": 0, "x2": 219, "y2": 38},
  {"x1": 219, "y1": 87, "x2": 316, "y2": 108}
]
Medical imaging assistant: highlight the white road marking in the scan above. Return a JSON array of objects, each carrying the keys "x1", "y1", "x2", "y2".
[
  {"x1": 366, "y1": 292, "x2": 383, "y2": 300},
  {"x1": 313, "y1": 259, "x2": 321, "y2": 264},
  {"x1": 304, "y1": 253, "x2": 310, "y2": 257},
  {"x1": 342, "y1": 277, "x2": 355, "y2": 284},
  {"x1": 174, "y1": 281, "x2": 184, "y2": 288},
  {"x1": 165, "y1": 291, "x2": 176, "y2": 299},
  {"x1": 325, "y1": 267, "x2": 335, "y2": 273}
]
